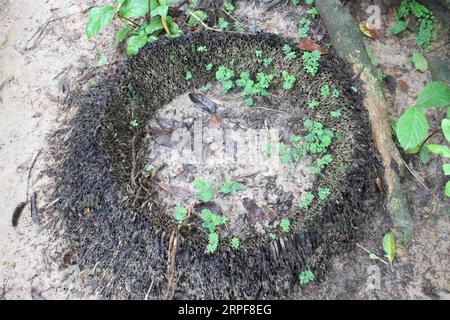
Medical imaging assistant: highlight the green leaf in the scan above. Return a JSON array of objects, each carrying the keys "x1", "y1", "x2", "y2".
[
  {"x1": 416, "y1": 82, "x2": 450, "y2": 109},
  {"x1": 382, "y1": 232, "x2": 395, "y2": 263},
  {"x1": 115, "y1": 25, "x2": 130, "y2": 46},
  {"x1": 119, "y1": 0, "x2": 149, "y2": 19},
  {"x1": 127, "y1": 34, "x2": 148, "y2": 56},
  {"x1": 396, "y1": 106, "x2": 429, "y2": 150},
  {"x1": 150, "y1": 0, "x2": 169, "y2": 18},
  {"x1": 369, "y1": 253, "x2": 378, "y2": 260},
  {"x1": 188, "y1": 10, "x2": 208, "y2": 28},
  {"x1": 86, "y1": 5, "x2": 116, "y2": 39},
  {"x1": 390, "y1": 19, "x2": 409, "y2": 34},
  {"x1": 445, "y1": 181, "x2": 450, "y2": 197},
  {"x1": 410, "y1": 52, "x2": 428, "y2": 72},
  {"x1": 442, "y1": 119, "x2": 450, "y2": 142},
  {"x1": 174, "y1": 205, "x2": 187, "y2": 223},
  {"x1": 145, "y1": 17, "x2": 164, "y2": 34},
  {"x1": 443, "y1": 164, "x2": 450, "y2": 176},
  {"x1": 428, "y1": 144, "x2": 450, "y2": 158},
  {"x1": 419, "y1": 145, "x2": 430, "y2": 164}
]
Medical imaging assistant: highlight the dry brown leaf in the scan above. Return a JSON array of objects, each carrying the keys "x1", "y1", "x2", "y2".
[
  {"x1": 396, "y1": 80, "x2": 409, "y2": 93},
  {"x1": 359, "y1": 22, "x2": 381, "y2": 39},
  {"x1": 297, "y1": 38, "x2": 328, "y2": 54}
]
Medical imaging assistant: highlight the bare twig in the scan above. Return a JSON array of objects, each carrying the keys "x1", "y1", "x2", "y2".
[
  {"x1": 188, "y1": 11, "x2": 222, "y2": 32},
  {"x1": 356, "y1": 243, "x2": 388, "y2": 265}
]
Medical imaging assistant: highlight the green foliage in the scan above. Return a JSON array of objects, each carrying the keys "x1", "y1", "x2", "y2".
[
  {"x1": 206, "y1": 232, "x2": 219, "y2": 254},
  {"x1": 282, "y1": 44, "x2": 297, "y2": 60},
  {"x1": 86, "y1": 0, "x2": 186, "y2": 56},
  {"x1": 308, "y1": 99, "x2": 320, "y2": 109},
  {"x1": 307, "y1": 7, "x2": 319, "y2": 19},
  {"x1": 255, "y1": 50, "x2": 263, "y2": 57},
  {"x1": 303, "y1": 119, "x2": 334, "y2": 154},
  {"x1": 298, "y1": 18, "x2": 312, "y2": 38},
  {"x1": 269, "y1": 232, "x2": 277, "y2": 240},
  {"x1": 217, "y1": 17, "x2": 229, "y2": 30},
  {"x1": 174, "y1": 205, "x2": 188, "y2": 223},
  {"x1": 188, "y1": 10, "x2": 208, "y2": 28},
  {"x1": 185, "y1": 71, "x2": 193, "y2": 80},
  {"x1": 220, "y1": 180, "x2": 242, "y2": 194},
  {"x1": 245, "y1": 97, "x2": 254, "y2": 106},
  {"x1": 230, "y1": 237, "x2": 240, "y2": 249},
  {"x1": 302, "y1": 50, "x2": 321, "y2": 76},
  {"x1": 282, "y1": 71, "x2": 296, "y2": 90},
  {"x1": 197, "y1": 45, "x2": 208, "y2": 53},
  {"x1": 330, "y1": 109, "x2": 342, "y2": 119},
  {"x1": 318, "y1": 187, "x2": 331, "y2": 201},
  {"x1": 320, "y1": 84, "x2": 330, "y2": 97},
  {"x1": 299, "y1": 192, "x2": 314, "y2": 209},
  {"x1": 201, "y1": 83, "x2": 213, "y2": 92},
  {"x1": 263, "y1": 57, "x2": 274, "y2": 68},
  {"x1": 234, "y1": 21, "x2": 245, "y2": 33},
  {"x1": 129, "y1": 119, "x2": 139, "y2": 127},
  {"x1": 391, "y1": 0, "x2": 434, "y2": 50},
  {"x1": 382, "y1": 232, "x2": 395, "y2": 263},
  {"x1": 351, "y1": 86, "x2": 358, "y2": 93},
  {"x1": 332, "y1": 89, "x2": 341, "y2": 98},
  {"x1": 194, "y1": 178, "x2": 214, "y2": 202},
  {"x1": 396, "y1": 82, "x2": 450, "y2": 151},
  {"x1": 280, "y1": 218, "x2": 291, "y2": 233},
  {"x1": 299, "y1": 270, "x2": 315, "y2": 286},
  {"x1": 86, "y1": 5, "x2": 116, "y2": 39},
  {"x1": 201, "y1": 209, "x2": 229, "y2": 233},
  {"x1": 206, "y1": 63, "x2": 213, "y2": 71},
  {"x1": 223, "y1": 2, "x2": 235, "y2": 13},
  {"x1": 411, "y1": 52, "x2": 428, "y2": 72},
  {"x1": 216, "y1": 65, "x2": 235, "y2": 94}
]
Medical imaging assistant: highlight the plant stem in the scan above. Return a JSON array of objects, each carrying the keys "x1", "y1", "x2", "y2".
[
  {"x1": 188, "y1": 11, "x2": 222, "y2": 32},
  {"x1": 118, "y1": 14, "x2": 141, "y2": 28}
]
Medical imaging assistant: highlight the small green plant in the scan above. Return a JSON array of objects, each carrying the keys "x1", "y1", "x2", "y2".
[
  {"x1": 282, "y1": 71, "x2": 296, "y2": 90},
  {"x1": 382, "y1": 232, "x2": 396, "y2": 266},
  {"x1": 263, "y1": 57, "x2": 274, "y2": 68},
  {"x1": 206, "y1": 231, "x2": 219, "y2": 254},
  {"x1": 318, "y1": 187, "x2": 331, "y2": 201},
  {"x1": 201, "y1": 83, "x2": 213, "y2": 92},
  {"x1": 269, "y1": 232, "x2": 277, "y2": 240},
  {"x1": 234, "y1": 21, "x2": 245, "y2": 33},
  {"x1": 223, "y1": 1, "x2": 235, "y2": 13},
  {"x1": 308, "y1": 99, "x2": 320, "y2": 109},
  {"x1": 302, "y1": 50, "x2": 321, "y2": 76},
  {"x1": 129, "y1": 119, "x2": 139, "y2": 128},
  {"x1": 244, "y1": 97, "x2": 254, "y2": 106},
  {"x1": 206, "y1": 63, "x2": 213, "y2": 71},
  {"x1": 351, "y1": 86, "x2": 358, "y2": 93},
  {"x1": 282, "y1": 44, "x2": 297, "y2": 60},
  {"x1": 201, "y1": 208, "x2": 229, "y2": 233},
  {"x1": 320, "y1": 84, "x2": 330, "y2": 97},
  {"x1": 298, "y1": 18, "x2": 312, "y2": 38},
  {"x1": 174, "y1": 205, "x2": 188, "y2": 223},
  {"x1": 201, "y1": 208, "x2": 229, "y2": 254},
  {"x1": 185, "y1": 71, "x2": 193, "y2": 80},
  {"x1": 390, "y1": 0, "x2": 434, "y2": 50},
  {"x1": 217, "y1": 17, "x2": 229, "y2": 30},
  {"x1": 255, "y1": 50, "x2": 263, "y2": 57},
  {"x1": 220, "y1": 180, "x2": 242, "y2": 194},
  {"x1": 280, "y1": 218, "x2": 291, "y2": 233},
  {"x1": 197, "y1": 45, "x2": 208, "y2": 53},
  {"x1": 216, "y1": 65, "x2": 235, "y2": 94},
  {"x1": 307, "y1": 7, "x2": 320, "y2": 19},
  {"x1": 332, "y1": 89, "x2": 341, "y2": 98},
  {"x1": 395, "y1": 82, "x2": 450, "y2": 196},
  {"x1": 299, "y1": 192, "x2": 314, "y2": 209},
  {"x1": 230, "y1": 237, "x2": 240, "y2": 249},
  {"x1": 86, "y1": 0, "x2": 182, "y2": 56},
  {"x1": 330, "y1": 109, "x2": 342, "y2": 119},
  {"x1": 194, "y1": 178, "x2": 214, "y2": 202},
  {"x1": 299, "y1": 269, "x2": 315, "y2": 286},
  {"x1": 411, "y1": 51, "x2": 428, "y2": 72}
]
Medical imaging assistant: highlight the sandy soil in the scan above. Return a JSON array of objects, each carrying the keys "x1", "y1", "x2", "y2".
[
  {"x1": 0, "y1": 0, "x2": 121, "y2": 299},
  {"x1": 0, "y1": 0, "x2": 448, "y2": 300}
]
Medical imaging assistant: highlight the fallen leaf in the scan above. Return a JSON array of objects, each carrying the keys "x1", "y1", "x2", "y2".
[
  {"x1": 396, "y1": 80, "x2": 409, "y2": 93},
  {"x1": 208, "y1": 114, "x2": 223, "y2": 129},
  {"x1": 359, "y1": 22, "x2": 380, "y2": 39},
  {"x1": 156, "y1": 182, "x2": 193, "y2": 199},
  {"x1": 297, "y1": 38, "x2": 328, "y2": 54}
]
